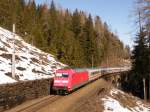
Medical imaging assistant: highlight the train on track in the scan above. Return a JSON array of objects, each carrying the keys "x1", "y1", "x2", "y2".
[{"x1": 52, "y1": 67, "x2": 129, "y2": 94}]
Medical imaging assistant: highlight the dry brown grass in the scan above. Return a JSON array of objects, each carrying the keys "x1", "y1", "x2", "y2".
[
  {"x1": 0, "y1": 47, "x2": 7, "y2": 52},
  {"x1": 16, "y1": 67, "x2": 26, "y2": 71},
  {"x1": 111, "y1": 92, "x2": 138, "y2": 110},
  {"x1": 0, "y1": 53, "x2": 21, "y2": 61}
]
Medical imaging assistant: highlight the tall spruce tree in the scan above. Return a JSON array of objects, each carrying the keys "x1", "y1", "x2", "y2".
[
  {"x1": 72, "y1": 9, "x2": 81, "y2": 38},
  {"x1": 131, "y1": 28, "x2": 148, "y2": 99}
]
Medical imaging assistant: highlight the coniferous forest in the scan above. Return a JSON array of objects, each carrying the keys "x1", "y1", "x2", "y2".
[
  {"x1": 0, "y1": 0, "x2": 129, "y2": 67},
  {"x1": 120, "y1": 0, "x2": 150, "y2": 100}
]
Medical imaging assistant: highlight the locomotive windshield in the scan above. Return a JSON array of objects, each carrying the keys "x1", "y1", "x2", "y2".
[{"x1": 56, "y1": 73, "x2": 69, "y2": 78}]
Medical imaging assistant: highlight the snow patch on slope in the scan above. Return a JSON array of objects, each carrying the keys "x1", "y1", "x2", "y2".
[
  {"x1": 0, "y1": 27, "x2": 66, "y2": 84},
  {"x1": 0, "y1": 71, "x2": 16, "y2": 84},
  {"x1": 102, "y1": 89, "x2": 150, "y2": 112}
]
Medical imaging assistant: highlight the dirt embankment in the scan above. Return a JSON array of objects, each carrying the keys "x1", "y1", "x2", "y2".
[
  {"x1": 37, "y1": 79, "x2": 112, "y2": 112},
  {"x1": 5, "y1": 78, "x2": 150, "y2": 112},
  {"x1": 37, "y1": 78, "x2": 150, "y2": 112}
]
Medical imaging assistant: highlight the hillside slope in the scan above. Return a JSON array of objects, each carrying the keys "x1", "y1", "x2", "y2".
[
  {"x1": 0, "y1": 27, "x2": 65, "y2": 84},
  {"x1": 101, "y1": 88, "x2": 150, "y2": 112},
  {"x1": 66, "y1": 80, "x2": 150, "y2": 112}
]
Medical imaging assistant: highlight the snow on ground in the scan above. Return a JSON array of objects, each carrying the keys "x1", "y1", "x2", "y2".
[
  {"x1": 0, "y1": 71, "x2": 16, "y2": 84},
  {"x1": 0, "y1": 27, "x2": 66, "y2": 84},
  {"x1": 102, "y1": 88, "x2": 150, "y2": 112},
  {"x1": 102, "y1": 97, "x2": 132, "y2": 112}
]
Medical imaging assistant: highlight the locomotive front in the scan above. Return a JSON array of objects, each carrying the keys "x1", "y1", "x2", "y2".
[{"x1": 53, "y1": 69, "x2": 73, "y2": 94}]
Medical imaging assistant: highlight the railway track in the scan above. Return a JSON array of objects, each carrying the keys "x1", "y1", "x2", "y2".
[
  {"x1": 6, "y1": 69, "x2": 128, "y2": 112},
  {"x1": 36, "y1": 79, "x2": 110, "y2": 112},
  {"x1": 7, "y1": 95, "x2": 62, "y2": 112}
]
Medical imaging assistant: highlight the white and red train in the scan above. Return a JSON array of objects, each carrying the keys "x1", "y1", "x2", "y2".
[{"x1": 52, "y1": 67, "x2": 129, "y2": 94}]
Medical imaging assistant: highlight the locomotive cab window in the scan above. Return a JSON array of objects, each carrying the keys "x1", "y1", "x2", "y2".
[
  {"x1": 62, "y1": 73, "x2": 69, "y2": 78},
  {"x1": 56, "y1": 73, "x2": 69, "y2": 78}
]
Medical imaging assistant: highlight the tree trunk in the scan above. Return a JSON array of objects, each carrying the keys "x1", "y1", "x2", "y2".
[
  {"x1": 149, "y1": 79, "x2": 150, "y2": 100},
  {"x1": 143, "y1": 78, "x2": 147, "y2": 100}
]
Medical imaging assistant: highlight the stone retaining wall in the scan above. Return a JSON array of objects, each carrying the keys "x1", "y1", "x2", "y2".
[{"x1": 0, "y1": 78, "x2": 53, "y2": 111}]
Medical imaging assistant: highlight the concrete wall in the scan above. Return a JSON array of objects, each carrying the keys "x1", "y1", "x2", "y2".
[{"x1": 0, "y1": 78, "x2": 53, "y2": 111}]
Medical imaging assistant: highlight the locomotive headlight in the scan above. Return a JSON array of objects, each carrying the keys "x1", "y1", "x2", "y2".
[
  {"x1": 62, "y1": 80, "x2": 68, "y2": 83},
  {"x1": 54, "y1": 80, "x2": 61, "y2": 83}
]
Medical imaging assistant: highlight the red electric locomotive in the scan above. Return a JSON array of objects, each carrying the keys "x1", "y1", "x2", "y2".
[{"x1": 53, "y1": 68, "x2": 101, "y2": 94}]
